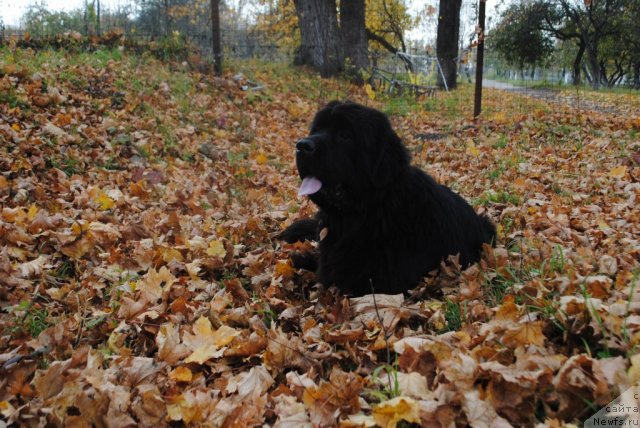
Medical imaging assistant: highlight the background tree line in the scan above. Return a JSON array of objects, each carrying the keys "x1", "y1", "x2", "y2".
[
  {"x1": 12, "y1": 0, "x2": 467, "y2": 89},
  {"x1": 489, "y1": 0, "x2": 640, "y2": 89},
  {"x1": 11, "y1": 0, "x2": 640, "y2": 90}
]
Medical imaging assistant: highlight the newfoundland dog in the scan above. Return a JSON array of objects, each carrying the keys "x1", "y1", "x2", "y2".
[{"x1": 280, "y1": 101, "x2": 496, "y2": 296}]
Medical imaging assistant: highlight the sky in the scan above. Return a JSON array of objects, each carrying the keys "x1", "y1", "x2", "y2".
[
  {"x1": 1, "y1": 0, "x2": 499, "y2": 31},
  {"x1": 0, "y1": 0, "x2": 137, "y2": 26}
]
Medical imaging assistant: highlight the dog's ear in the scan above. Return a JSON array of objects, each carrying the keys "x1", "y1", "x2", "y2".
[{"x1": 366, "y1": 111, "x2": 410, "y2": 188}]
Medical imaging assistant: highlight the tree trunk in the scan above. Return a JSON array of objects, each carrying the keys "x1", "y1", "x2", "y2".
[
  {"x1": 163, "y1": 0, "x2": 171, "y2": 36},
  {"x1": 340, "y1": 0, "x2": 368, "y2": 84},
  {"x1": 84, "y1": 1, "x2": 89, "y2": 36},
  {"x1": 211, "y1": 0, "x2": 222, "y2": 75},
  {"x1": 436, "y1": 0, "x2": 462, "y2": 89},
  {"x1": 294, "y1": 0, "x2": 342, "y2": 77},
  {"x1": 572, "y1": 39, "x2": 585, "y2": 85},
  {"x1": 585, "y1": 39, "x2": 601, "y2": 89},
  {"x1": 96, "y1": 0, "x2": 101, "y2": 36}
]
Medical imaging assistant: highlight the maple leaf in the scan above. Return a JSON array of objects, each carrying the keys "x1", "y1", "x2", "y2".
[
  {"x1": 628, "y1": 353, "x2": 640, "y2": 384},
  {"x1": 226, "y1": 365, "x2": 274, "y2": 398},
  {"x1": 609, "y1": 165, "x2": 627, "y2": 179},
  {"x1": 156, "y1": 322, "x2": 189, "y2": 364},
  {"x1": 462, "y1": 390, "x2": 513, "y2": 428},
  {"x1": 118, "y1": 267, "x2": 176, "y2": 319},
  {"x1": 166, "y1": 389, "x2": 221, "y2": 424},
  {"x1": 264, "y1": 326, "x2": 312, "y2": 373},
  {"x1": 303, "y1": 368, "x2": 364, "y2": 426},
  {"x1": 273, "y1": 395, "x2": 312, "y2": 427},
  {"x1": 372, "y1": 396, "x2": 421, "y2": 428},
  {"x1": 207, "y1": 239, "x2": 227, "y2": 257},
  {"x1": 365, "y1": 83, "x2": 376, "y2": 100},
  {"x1": 502, "y1": 321, "x2": 545, "y2": 348},
  {"x1": 131, "y1": 384, "x2": 166, "y2": 426},
  {"x1": 169, "y1": 366, "x2": 193, "y2": 382},
  {"x1": 183, "y1": 317, "x2": 239, "y2": 364},
  {"x1": 15, "y1": 255, "x2": 51, "y2": 279},
  {"x1": 551, "y1": 355, "x2": 610, "y2": 420}
]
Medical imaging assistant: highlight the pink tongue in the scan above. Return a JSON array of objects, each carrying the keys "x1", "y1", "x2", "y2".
[{"x1": 298, "y1": 176, "x2": 322, "y2": 196}]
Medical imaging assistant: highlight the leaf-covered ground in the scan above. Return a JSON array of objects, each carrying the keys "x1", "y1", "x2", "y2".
[{"x1": 1, "y1": 47, "x2": 639, "y2": 427}]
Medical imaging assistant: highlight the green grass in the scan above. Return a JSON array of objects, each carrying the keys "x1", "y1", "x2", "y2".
[
  {"x1": 482, "y1": 245, "x2": 567, "y2": 308},
  {"x1": 475, "y1": 190, "x2": 521, "y2": 206},
  {"x1": 440, "y1": 299, "x2": 464, "y2": 332},
  {"x1": 493, "y1": 134, "x2": 508, "y2": 149},
  {"x1": 5, "y1": 301, "x2": 52, "y2": 338},
  {"x1": 367, "y1": 363, "x2": 401, "y2": 402}
]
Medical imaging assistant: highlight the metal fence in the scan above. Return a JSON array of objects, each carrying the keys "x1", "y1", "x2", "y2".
[{"x1": 2, "y1": 23, "x2": 635, "y2": 121}]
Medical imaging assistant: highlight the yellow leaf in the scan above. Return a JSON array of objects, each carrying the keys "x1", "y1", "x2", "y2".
[
  {"x1": 503, "y1": 321, "x2": 545, "y2": 347},
  {"x1": 598, "y1": 221, "x2": 612, "y2": 231},
  {"x1": 184, "y1": 317, "x2": 239, "y2": 364},
  {"x1": 170, "y1": 367, "x2": 193, "y2": 382},
  {"x1": 212, "y1": 324, "x2": 239, "y2": 347},
  {"x1": 160, "y1": 247, "x2": 184, "y2": 263},
  {"x1": 27, "y1": 204, "x2": 38, "y2": 221},
  {"x1": 213, "y1": 128, "x2": 229, "y2": 139},
  {"x1": 628, "y1": 353, "x2": 640, "y2": 383},
  {"x1": 1, "y1": 207, "x2": 26, "y2": 223},
  {"x1": 71, "y1": 222, "x2": 83, "y2": 236},
  {"x1": 185, "y1": 344, "x2": 224, "y2": 364},
  {"x1": 207, "y1": 240, "x2": 226, "y2": 258},
  {"x1": 0, "y1": 400, "x2": 16, "y2": 418},
  {"x1": 609, "y1": 165, "x2": 627, "y2": 179},
  {"x1": 274, "y1": 260, "x2": 295, "y2": 279},
  {"x1": 373, "y1": 396, "x2": 421, "y2": 428},
  {"x1": 467, "y1": 140, "x2": 480, "y2": 157},
  {"x1": 513, "y1": 177, "x2": 527, "y2": 189},
  {"x1": 95, "y1": 190, "x2": 115, "y2": 210},
  {"x1": 365, "y1": 83, "x2": 376, "y2": 100},
  {"x1": 493, "y1": 111, "x2": 507, "y2": 123},
  {"x1": 255, "y1": 153, "x2": 268, "y2": 165},
  {"x1": 11, "y1": 123, "x2": 21, "y2": 132}
]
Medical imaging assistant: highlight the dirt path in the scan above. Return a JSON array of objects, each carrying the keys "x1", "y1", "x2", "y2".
[{"x1": 482, "y1": 79, "x2": 622, "y2": 115}]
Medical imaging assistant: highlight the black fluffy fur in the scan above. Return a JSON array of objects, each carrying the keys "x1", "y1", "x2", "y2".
[{"x1": 280, "y1": 101, "x2": 496, "y2": 296}]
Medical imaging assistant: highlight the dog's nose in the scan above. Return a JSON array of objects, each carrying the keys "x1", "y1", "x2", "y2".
[{"x1": 296, "y1": 138, "x2": 316, "y2": 154}]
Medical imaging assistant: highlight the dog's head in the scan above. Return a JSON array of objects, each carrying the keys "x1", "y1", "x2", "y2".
[{"x1": 295, "y1": 101, "x2": 410, "y2": 211}]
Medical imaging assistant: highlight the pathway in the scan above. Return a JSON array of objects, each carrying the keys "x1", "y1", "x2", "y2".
[{"x1": 481, "y1": 79, "x2": 622, "y2": 115}]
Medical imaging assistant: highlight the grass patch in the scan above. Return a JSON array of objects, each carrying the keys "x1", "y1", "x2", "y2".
[
  {"x1": 441, "y1": 299, "x2": 464, "y2": 332},
  {"x1": 476, "y1": 190, "x2": 521, "y2": 206},
  {"x1": 5, "y1": 301, "x2": 51, "y2": 339}
]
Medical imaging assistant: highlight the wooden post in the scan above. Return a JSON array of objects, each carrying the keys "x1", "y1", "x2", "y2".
[
  {"x1": 473, "y1": 0, "x2": 486, "y2": 118},
  {"x1": 211, "y1": 0, "x2": 222, "y2": 76}
]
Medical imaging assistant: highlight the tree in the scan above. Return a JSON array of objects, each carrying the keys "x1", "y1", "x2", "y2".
[
  {"x1": 489, "y1": 3, "x2": 554, "y2": 75},
  {"x1": 624, "y1": 0, "x2": 640, "y2": 87},
  {"x1": 365, "y1": 0, "x2": 416, "y2": 56},
  {"x1": 96, "y1": 0, "x2": 101, "y2": 36},
  {"x1": 293, "y1": 0, "x2": 342, "y2": 77},
  {"x1": 532, "y1": 0, "x2": 628, "y2": 88},
  {"x1": 211, "y1": 0, "x2": 222, "y2": 75},
  {"x1": 255, "y1": 0, "x2": 417, "y2": 76},
  {"x1": 340, "y1": 0, "x2": 368, "y2": 82},
  {"x1": 436, "y1": 0, "x2": 462, "y2": 89}
]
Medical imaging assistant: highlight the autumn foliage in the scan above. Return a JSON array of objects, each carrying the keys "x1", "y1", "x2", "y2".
[{"x1": 0, "y1": 45, "x2": 639, "y2": 427}]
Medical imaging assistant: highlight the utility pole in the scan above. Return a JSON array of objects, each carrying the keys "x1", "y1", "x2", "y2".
[{"x1": 473, "y1": 0, "x2": 486, "y2": 118}]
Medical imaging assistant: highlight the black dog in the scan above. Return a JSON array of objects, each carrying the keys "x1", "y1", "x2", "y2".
[{"x1": 280, "y1": 101, "x2": 496, "y2": 296}]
